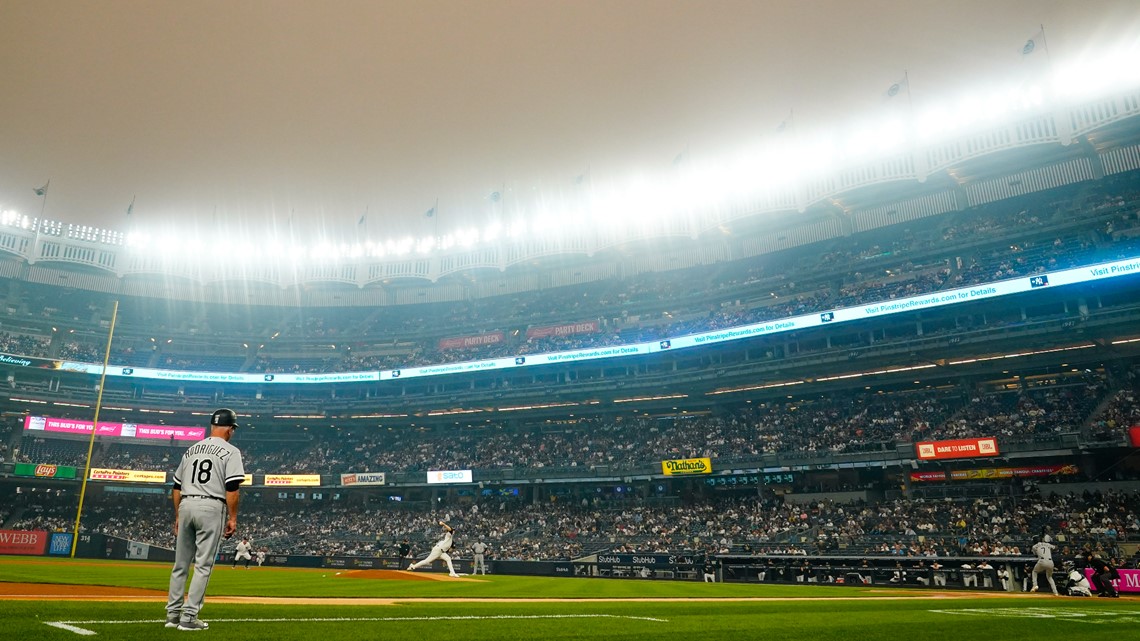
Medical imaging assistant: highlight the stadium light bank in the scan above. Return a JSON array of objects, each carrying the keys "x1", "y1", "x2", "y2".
[{"x1": 5, "y1": 42, "x2": 1140, "y2": 267}]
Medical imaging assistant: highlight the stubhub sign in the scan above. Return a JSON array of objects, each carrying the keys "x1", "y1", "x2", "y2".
[{"x1": 427, "y1": 469, "x2": 473, "y2": 484}]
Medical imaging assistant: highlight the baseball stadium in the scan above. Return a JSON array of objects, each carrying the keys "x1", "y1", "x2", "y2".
[{"x1": 3, "y1": 3, "x2": 1140, "y2": 639}]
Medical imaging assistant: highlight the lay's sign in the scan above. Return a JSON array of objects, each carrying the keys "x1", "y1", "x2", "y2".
[{"x1": 661, "y1": 457, "x2": 712, "y2": 476}]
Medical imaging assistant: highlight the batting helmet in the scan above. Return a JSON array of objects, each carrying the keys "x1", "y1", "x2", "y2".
[{"x1": 210, "y1": 408, "x2": 240, "y2": 429}]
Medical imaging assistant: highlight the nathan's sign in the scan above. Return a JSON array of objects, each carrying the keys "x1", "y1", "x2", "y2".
[
  {"x1": 661, "y1": 457, "x2": 712, "y2": 476},
  {"x1": 264, "y1": 474, "x2": 321, "y2": 487},
  {"x1": 340, "y1": 472, "x2": 386, "y2": 486},
  {"x1": 525, "y1": 321, "x2": 599, "y2": 339},
  {"x1": 916, "y1": 437, "x2": 999, "y2": 461},
  {"x1": 89, "y1": 468, "x2": 167, "y2": 483},
  {"x1": 438, "y1": 332, "x2": 505, "y2": 351},
  {"x1": 14, "y1": 463, "x2": 78, "y2": 479}
]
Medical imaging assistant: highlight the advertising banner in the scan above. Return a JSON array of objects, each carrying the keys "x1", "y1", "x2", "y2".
[
  {"x1": 340, "y1": 472, "x2": 387, "y2": 486},
  {"x1": 661, "y1": 457, "x2": 713, "y2": 476},
  {"x1": 910, "y1": 465, "x2": 1079, "y2": 482},
  {"x1": 24, "y1": 416, "x2": 205, "y2": 442},
  {"x1": 916, "y1": 437, "x2": 999, "y2": 460},
  {"x1": 426, "y1": 470, "x2": 473, "y2": 484},
  {"x1": 1085, "y1": 568, "x2": 1140, "y2": 594},
  {"x1": 949, "y1": 465, "x2": 1079, "y2": 480},
  {"x1": 263, "y1": 474, "x2": 322, "y2": 487},
  {"x1": 89, "y1": 468, "x2": 167, "y2": 483},
  {"x1": 0, "y1": 530, "x2": 48, "y2": 555},
  {"x1": 48, "y1": 532, "x2": 73, "y2": 555},
  {"x1": 438, "y1": 332, "x2": 505, "y2": 351},
  {"x1": 0, "y1": 353, "x2": 63, "y2": 369},
  {"x1": 525, "y1": 321, "x2": 599, "y2": 339},
  {"x1": 13, "y1": 463, "x2": 78, "y2": 479},
  {"x1": 909, "y1": 471, "x2": 948, "y2": 482}
]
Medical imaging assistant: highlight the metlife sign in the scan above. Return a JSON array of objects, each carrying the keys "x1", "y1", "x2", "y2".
[{"x1": 426, "y1": 469, "x2": 473, "y2": 484}]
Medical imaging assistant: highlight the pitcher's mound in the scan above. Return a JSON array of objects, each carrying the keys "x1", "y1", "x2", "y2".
[{"x1": 339, "y1": 570, "x2": 482, "y2": 582}]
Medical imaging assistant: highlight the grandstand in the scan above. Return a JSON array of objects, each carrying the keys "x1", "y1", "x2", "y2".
[{"x1": 2, "y1": 63, "x2": 1140, "y2": 587}]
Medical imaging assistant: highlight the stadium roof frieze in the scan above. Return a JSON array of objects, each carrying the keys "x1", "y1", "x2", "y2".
[{"x1": 1, "y1": 92, "x2": 1139, "y2": 291}]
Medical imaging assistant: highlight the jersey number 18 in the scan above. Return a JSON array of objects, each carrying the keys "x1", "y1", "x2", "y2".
[{"x1": 191, "y1": 459, "x2": 213, "y2": 483}]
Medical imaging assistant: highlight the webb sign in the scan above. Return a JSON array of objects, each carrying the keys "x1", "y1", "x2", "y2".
[{"x1": 0, "y1": 530, "x2": 48, "y2": 555}]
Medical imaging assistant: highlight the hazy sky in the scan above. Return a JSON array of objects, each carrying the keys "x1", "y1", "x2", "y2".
[{"x1": 1, "y1": 0, "x2": 1137, "y2": 241}]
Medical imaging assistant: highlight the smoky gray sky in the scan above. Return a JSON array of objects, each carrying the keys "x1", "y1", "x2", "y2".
[{"x1": 1, "y1": 0, "x2": 1137, "y2": 241}]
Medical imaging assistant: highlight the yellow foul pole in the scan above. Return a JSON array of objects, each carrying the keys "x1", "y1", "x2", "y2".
[{"x1": 70, "y1": 299, "x2": 119, "y2": 557}]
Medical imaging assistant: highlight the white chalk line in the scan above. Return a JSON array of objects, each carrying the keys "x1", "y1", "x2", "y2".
[
  {"x1": 44, "y1": 613, "x2": 668, "y2": 636},
  {"x1": 930, "y1": 607, "x2": 1140, "y2": 624}
]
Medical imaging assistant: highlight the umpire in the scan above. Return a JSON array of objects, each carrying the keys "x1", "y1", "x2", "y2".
[
  {"x1": 1085, "y1": 552, "x2": 1121, "y2": 598},
  {"x1": 165, "y1": 409, "x2": 246, "y2": 630}
]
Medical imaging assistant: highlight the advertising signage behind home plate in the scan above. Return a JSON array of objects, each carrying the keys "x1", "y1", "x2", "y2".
[{"x1": 915, "y1": 437, "x2": 999, "y2": 461}]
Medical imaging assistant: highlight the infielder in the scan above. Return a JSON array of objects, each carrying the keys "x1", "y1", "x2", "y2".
[
  {"x1": 471, "y1": 540, "x2": 489, "y2": 575},
  {"x1": 256, "y1": 548, "x2": 266, "y2": 567},
  {"x1": 1029, "y1": 535, "x2": 1059, "y2": 595},
  {"x1": 408, "y1": 521, "x2": 459, "y2": 577},
  {"x1": 165, "y1": 409, "x2": 246, "y2": 631},
  {"x1": 232, "y1": 537, "x2": 253, "y2": 569}
]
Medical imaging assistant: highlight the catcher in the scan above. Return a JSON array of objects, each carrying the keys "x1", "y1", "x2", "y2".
[{"x1": 408, "y1": 521, "x2": 459, "y2": 577}]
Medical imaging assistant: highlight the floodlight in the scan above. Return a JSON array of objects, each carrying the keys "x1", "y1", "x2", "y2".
[{"x1": 482, "y1": 221, "x2": 502, "y2": 243}]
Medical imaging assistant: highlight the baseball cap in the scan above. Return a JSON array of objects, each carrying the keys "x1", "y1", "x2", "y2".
[{"x1": 210, "y1": 408, "x2": 240, "y2": 429}]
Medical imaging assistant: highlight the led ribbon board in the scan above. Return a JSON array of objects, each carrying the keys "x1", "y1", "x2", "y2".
[{"x1": 52, "y1": 255, "x2": 1140, "y2": 385}]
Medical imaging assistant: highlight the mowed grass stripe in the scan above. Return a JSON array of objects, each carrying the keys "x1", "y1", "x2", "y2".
[
  {"x1": 45, "y1": 614, "x2": 669, "y2": 636},
  {"x1": 6, "y1": 598, "x2": 1140, "y2": 641}
]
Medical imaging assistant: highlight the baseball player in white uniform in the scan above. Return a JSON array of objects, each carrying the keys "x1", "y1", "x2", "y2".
[
  {"x1": 1029, "y1": 536, "x2": 1059, "y2": 595},
  {"x1": 408, "y1": 522, "x2": 459, "y2": 577},
  {"x1": 1066, "y1": 564, "x2": 1092, "y2": 597},
  {"x1": 471, "y1": 540, "x2": 488, "y2": 575},
  {"x1": 232, "y1": 537, "x2": 253, "y2": 569},
  {"x1": 165, "y1": 409, "x2": 246, "y2": 631},
  {"x1": 256, "y1": 549, "x2": 266, "y2": 567}
]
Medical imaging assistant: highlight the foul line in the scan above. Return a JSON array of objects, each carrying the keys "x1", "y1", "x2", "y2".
[
  {"x1": 44, "y1": 613, "x2": 668, "y2": 636},
  {"x1": 930, "y1": 607, "x2": 1140, "y2": 622}
]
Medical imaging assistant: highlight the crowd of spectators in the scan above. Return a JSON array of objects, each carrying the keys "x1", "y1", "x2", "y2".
[
  {"x1": 1, "y1": 176, "x2": 1137, "y2": 375},
  {"x1": 4, "y1": 485, "x2": 1136, "y2": 567},
  {"x1": 0, "y1": 331, "x2": 51, "y2": 358},
  {"x1": 9, "y1": 372, "x2": 1120, "y2": 476}
]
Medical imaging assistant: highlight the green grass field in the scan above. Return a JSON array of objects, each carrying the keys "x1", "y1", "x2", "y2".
[{"x1": 1, "y1": 556, "x2": 1137, "y2": 640}]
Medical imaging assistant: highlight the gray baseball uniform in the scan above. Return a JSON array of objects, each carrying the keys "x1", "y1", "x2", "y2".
[
  {"x1": 1030, "y1": 540, "x2": 1058, "y2": 594},
  {"x1": 166, "y1": 433, "x2": 245, "y2": 624},
  {"x1": 472, "y1": 541, "x2": 488, "y2": 575}
]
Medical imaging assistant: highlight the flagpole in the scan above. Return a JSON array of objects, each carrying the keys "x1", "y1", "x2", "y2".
[
  {"x1": 70, "y1": 299, "x2": 119, "y2": 557},
  {"x1": 38, "y1": 180, "x2": 50, "y2": 219},
  {"x1": 904, "y1": 70, "x2": 914, "y2": 115},
  {"x1": 1040, "y1": 24, "x2": 1051, "y2": 61}
]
